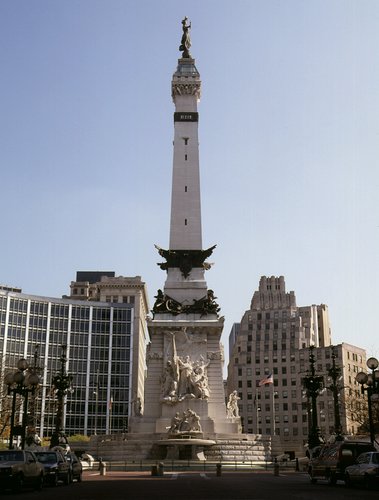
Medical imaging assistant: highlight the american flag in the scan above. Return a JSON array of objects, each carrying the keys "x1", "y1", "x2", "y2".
[{"x1": 259, "y1": 373, "x2": 274, "y2": 386}]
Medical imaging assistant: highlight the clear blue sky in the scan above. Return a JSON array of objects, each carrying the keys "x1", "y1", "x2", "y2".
[{"x1": 1, "y1": 1, "x2": 378, "y2": 366}]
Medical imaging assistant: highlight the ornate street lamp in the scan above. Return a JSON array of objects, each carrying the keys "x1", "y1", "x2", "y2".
[
  {"x1": 50, "y1": 345, "x2": 73, "y2": 448},
  {"x1": 25, "y1": 345, "x2": 42, "y2": 446},
  {"x1": 356, "y1": 356, "x2": 379, "y2": 445},
  {"x1": 326, "y1": 346, "x2": 343, "y2": 441},
  {"x1": 4, "y1": 358, "x2": 40, "y2": 449},
  {"x1": 303, "y1": 345, "x2": 324, "y2": 449}
]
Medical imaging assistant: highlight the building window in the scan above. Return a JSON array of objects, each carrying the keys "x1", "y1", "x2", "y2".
[
  {"x1": 185, "y1": 219, "x2": 187, "y2": 225},
  {"x1": 184, "y1": 138, "x2": 188, "y2": 145},
  {"x1": 185, "y1": 186, "x2": 187, "y2": 192}
]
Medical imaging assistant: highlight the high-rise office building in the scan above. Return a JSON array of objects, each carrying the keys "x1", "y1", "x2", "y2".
[
  {"x1": 0, "y1": 272, "x2": 149, "y2": 439},
  {"x1": 227, "y1": 276, "x2": 366, "y2": 454}
]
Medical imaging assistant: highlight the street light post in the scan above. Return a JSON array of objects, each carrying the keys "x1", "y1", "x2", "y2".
[
  {"x1": 303, "y1": 345, "x2": 324, "y2": 450},
  {"x1": 50, "y1": 345, "x2": 73, "y2": 448},
  {"x1": 326, "y1": 346, "x2": 343, "y2": 440},
  {"x1": 356, "y1": 356, "x2": 379, "y2": 445},
  {"x1": 4, "y1": 358, "x2": 40, "y2": 449}
]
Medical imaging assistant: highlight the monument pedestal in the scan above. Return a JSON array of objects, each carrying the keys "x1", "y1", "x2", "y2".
[{"x1": 129, "y1": 314, "x2": 240, "y2": 441}]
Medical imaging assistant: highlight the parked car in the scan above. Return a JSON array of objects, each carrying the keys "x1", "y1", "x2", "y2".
[
  {"x1": 35, "y1": 450, "x2": 71, "y2": 486},
  {"x1": 308, "y1": 440, "x2": 375, "y2": 485},
  {"x1": 80, "y1": 453, "x2": 95, "y2": 470},
  {"x1": 65, "y1": 452, "x2": 83, "y2": 482},
  {"x1": 345, "y1": 451, "x2": 379, "y2": 489},
  {"x1": 0, "y1": 450, "x2": 45, "y2": 492}
]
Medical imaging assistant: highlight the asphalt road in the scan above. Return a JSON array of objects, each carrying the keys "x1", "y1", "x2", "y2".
[{"x1": 3, "y1": 471, "x2": 378, "y2": 500}]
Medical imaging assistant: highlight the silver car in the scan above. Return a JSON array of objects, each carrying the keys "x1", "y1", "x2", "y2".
[{"x1": 345, "y1": 451, "x2": 379, "y2": 489}]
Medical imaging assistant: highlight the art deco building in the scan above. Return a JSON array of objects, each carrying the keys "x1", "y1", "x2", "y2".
[
  {"x1": 0, "y1": 272, "x2": 149, "y2": 439},
  {"x1": 227, "y1": 276, "x2": 367, "y2": 454}
]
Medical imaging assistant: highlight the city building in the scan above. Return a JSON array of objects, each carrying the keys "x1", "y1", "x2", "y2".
[
  {"x1": 227, "y1": 275, "x2": 367, "y2": 454},
  {"x1": 0, "y1": 272, "x2": 149, "y2": 439}
]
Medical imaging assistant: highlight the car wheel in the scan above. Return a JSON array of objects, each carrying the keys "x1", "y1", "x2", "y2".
[
  {"x1": 308, "y1": 468, "x2": 317, "y2": 483},
  {"x1": 327, "y1": 472, "x2": 337, "y2": 486},
  {"x1": 364, "y1": 474, "x2": 372, "y2": 490},
  {"x1": 65, "y1": 471, "x2": 72, "y2": 485},
  {"x1": 13, "y1": 474, "x2": 24, "y2": 492},
  {"x1": 35, "y1": 474, "x2": 44, "y2": 491},
  {"x1": 345, "y1": 473, "x2": 353, "y2": 488}
]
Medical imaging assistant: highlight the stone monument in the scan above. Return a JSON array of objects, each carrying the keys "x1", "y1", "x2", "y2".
[{"x1": 129, "y1": 19, "x2": 240, "y2": 458}]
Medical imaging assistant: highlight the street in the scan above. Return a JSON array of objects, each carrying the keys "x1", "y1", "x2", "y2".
[{"x1": 5, "y1": 471, "x2": 378, "y2": 500}]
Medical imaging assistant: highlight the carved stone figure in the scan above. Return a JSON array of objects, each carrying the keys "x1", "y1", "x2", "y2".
[
  {"x1": 190, "y1": 356, "x2": 210, "y2": 399},
  {"x1": 132, "y1": 397, "x2": 142, "y2": 416},
  {"x1": 168, "y1": 412, "x2": 181, "y2": 433},
  {"x1": 161, "y1": 360, "x2": 178, "y2": 401},
  {"x1": 167, "y1": 409, "x2": 202, "y2": 435},
  {"x1": 179, "y1": 17, "x2": 191, "y2": 58},
  {"x1": 177, "y1": 355, "x2": 195, "y2": 397},
  {"x1": 187, "y1": 409, "x2": 202, "y2": 432},
  {"x1": 227, "y1": 390, "x2": 240, "y2": 418}
]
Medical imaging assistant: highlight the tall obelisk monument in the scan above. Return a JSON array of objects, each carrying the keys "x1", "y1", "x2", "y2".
[{"x1": 131, "y1": 19, "x2": 239, "y2": 440}]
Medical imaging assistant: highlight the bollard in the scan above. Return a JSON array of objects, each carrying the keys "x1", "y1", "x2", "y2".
[
  {"x1": 151, "y1": 465, "x2": 158, "y2": 476},
  {"x1": 295, "y1": 458, "x2": 299, "y2": 471},
  {"x1": 158, "y1": 462, "x2": 164, "y2": 476},
  {"x1": 216, "y1": 463, "x2": 222, "y2": 477},
  {"x1": 274, "y1": 458, "x2": 279, "y2": 476},
  {"x1": 99, "y1": 459, "x2": 107, "y2": 476}
]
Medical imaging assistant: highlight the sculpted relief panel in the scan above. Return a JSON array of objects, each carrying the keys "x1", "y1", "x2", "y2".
[{"x1": 160, "y1": 329, "x2": 211, "y2": 405}]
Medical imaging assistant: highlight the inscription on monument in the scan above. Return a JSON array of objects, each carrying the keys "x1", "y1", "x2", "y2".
[{"x1": 174, "y1": 112, "x2": 199, "y2": 122}]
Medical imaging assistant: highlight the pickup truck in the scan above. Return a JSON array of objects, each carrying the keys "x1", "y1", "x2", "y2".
[{"x1": 0, "y1": 450, "x2": 45, "y2": 492}]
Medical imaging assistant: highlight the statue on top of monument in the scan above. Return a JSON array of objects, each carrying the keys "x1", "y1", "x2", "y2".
[{"x1": 179, "y1": 17, "x2": 192, "y2": 58}]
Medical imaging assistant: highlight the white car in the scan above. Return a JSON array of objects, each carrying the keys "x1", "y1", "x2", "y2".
[{"x1": 344, "y1": 451, "x2": 379, "y2": 489}]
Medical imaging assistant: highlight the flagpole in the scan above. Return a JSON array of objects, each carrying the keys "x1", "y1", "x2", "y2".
[
  {"x1": 109, "y1": 394, "x2": 113, "y2": 434},
  {"x1": 272, "y1": 385, "x2": 276, "y2": 435},
  {"x1": 256, "y1": 387, "x2": 259, "y2": 434}
]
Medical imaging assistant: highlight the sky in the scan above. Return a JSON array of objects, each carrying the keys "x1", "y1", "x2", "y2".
[{"x1": 1, "y1": 1, "x2": 378, "y2": 367}]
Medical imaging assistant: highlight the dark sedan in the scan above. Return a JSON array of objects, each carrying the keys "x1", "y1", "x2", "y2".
[{"x1": 35, "y1": 450, "x2": 71, "y2": 486}]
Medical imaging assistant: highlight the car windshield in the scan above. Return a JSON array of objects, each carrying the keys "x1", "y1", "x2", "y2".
[
  {"x1": 35, "y1": 453, "x2": 58, "y2": 463},
  {"x1": 0, "y1": 451, "x2": 23, "y2": 462},
  {"x1": 373, "y1": 453, "x2": 379, "y2": 465}
]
